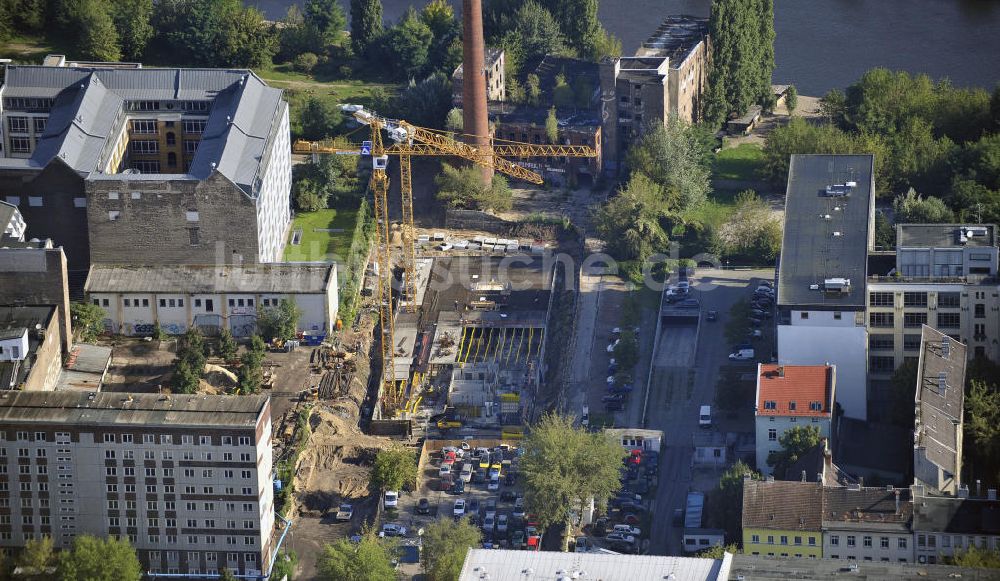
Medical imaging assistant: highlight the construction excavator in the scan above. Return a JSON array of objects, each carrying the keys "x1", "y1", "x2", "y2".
[{"x1": 292, "y1": 105, "x2": 597, "y2": 416}]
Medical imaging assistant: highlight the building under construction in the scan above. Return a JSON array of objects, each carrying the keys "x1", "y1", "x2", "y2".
[{"x1": 387, "y1": 254, "x2": 553, "y2": 433}]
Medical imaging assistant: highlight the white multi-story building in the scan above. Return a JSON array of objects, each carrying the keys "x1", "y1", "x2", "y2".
[
  {"x1": 776, "y1": 155, "x2": 876, "y2": 421},
  {"x1": 84, "y1": 263, "x2": 338, "y2": 337},
  {"x1": 911, "y1": 485, "x2": 1000, "y2": 565},
  {"x1": 822, "y1": 485, "x2": 914, "y2": 563},
  {"x1": 754, "y1": 363, "x2": 836, "y2": 475},
  {"x1": 0, "y1": 391, "x2": 275, "y2": 577}
]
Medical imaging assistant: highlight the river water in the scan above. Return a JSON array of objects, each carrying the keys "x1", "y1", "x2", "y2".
[{"x1": 255, "y1": 0, "x2": 1000, "y2": 95}]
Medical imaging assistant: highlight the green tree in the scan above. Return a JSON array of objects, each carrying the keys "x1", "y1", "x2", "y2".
[
  {"x1": 544, "y1": 0, "x2": 601, "y2": 58},
  {"x1": 278, "y1": 5, "x2": 324, "y2": 62},
  {"x1": 78, "y1": 0, "x2": 121, "y2": 62},
  {"x1": 887, "y1": 358, "x2": 918, "y2": 428},
  {"x1": 392, "y1": 72, "x2": 453, "y2": 129},
  {"x1": 219, "y1": 569, "x2": 238, "y2": 581},
  {"x1": 112, "y1": 0, "x2": 153, "y2": 61},
  {"x1": 57, "y1": 535, "x2": 142, "y2": 581},
  {"x1": 350, "y1": 0, "x2": 383, "y2": 57},
  {"x1": 521, "y1": 413, "x2": 625, "y2": 546},
  {"x1": 71, "y1": 302, "x2": 106, "y2": 342},
  {"x1": 257, "y1": 299, "x2": 302, "y2": 341},
  {"x1": 992, "y1": 84, "x2": 1000, "y2": 132},
  {"x1": 384, "y1": 8, "x2": 433, "y2": 80},
  {"x1": 270, "y1": 551, "x2": 298, "y2": 581},
  {"x1": 545, "y1": 107, "x2": 559, "y2": 143},
  {"x1": 421, "y1": 0, "x2": 460, "y2": 74},
  {"x1": 150, "y1": 0, "x2": 276, "y2": 68},
  {"x1": 892, "y1": 188, "x2": 953, "y2": 224},
  {"x1": 305, "y1": 0, "x2": 347, "y2": 44},
  {"x1": 820, "y1": 88, "x2": 848, "y2": 126},
  {"x1": 512, "y1": 1, "x2": 565, "y2": 65},
  {"x1": 760, "y1": 117, "x2": 885, "y2": 188},
  {"x1": 526, "y1": 73, "x2": 541, "y2": 107},
  {"x1": 173, "y1": 327, "x2": 207, "y2": 393},
  {"x1": 713, "y1": 190, "x2": 782, "y2": 263},
  {"x1": 370, "y1": 447, "x2": 417, "y2": 493},
  {"x1": 965, "y1": 379, "x2": 1000, "y2": 484},
  {"x1": 697, "y1": 543, "x2": 739, "y2": 558},
  {"x1": 219, "y1": 6, "x2": 278, "y2": 68},
  {"x1": 18, "y1": 536, "x2": 55, "y2": 577},
  {"x1": 422, "y1": 518, "x2": 482, "y2": 581},
  {"x1": 552, "y1": 72, "x2": 575, "y2": 109},
  {"x1": 435, "y1": 164, "x2": 512, "y2": 212},
  {"x1": 317, "y1": 536, "x2": 397, "y2": 581},
  {"x1": 703, "y1": 0, "x2": 775, "y2": 126},
  {"x1": 784, "y1": 85, "x2": 798, "y2": 116},
  {"x1": 293, "y1": 51, "x2": 320, "y2": 73},
  {"x1": 950, "y1": 545, "x2": 1000, "y2": 569},
  {"x1": 628, "y1": 116, "x2": 712, "y2": 211},
  {"x1": 874, "y1": 210, "x2": 896, "y2": 250},
  {"x1": 218, "y1": 328, "x2": 238, "y2": 362},
  {"x1": 612, "y1": 329, "x2": 639, "y2": 370},
  {"x1": 767, "y1": 425, "x2": 822, "y2": 479},
  {"x1": 298, "y1": 97, "x2": 343, "y2": 140},
  {"x1": 445, "y1": 108, "x2": 464, "y2": 133},
  {"x1": 293, "y1": 176, "x2": 328, "y2": 212},
  {"x1": 172, "y1": 358, "x2": 200, "y2": 394},
  {"x1": 594, "y1": 173, "x2": 669, "y2": 261},
  {"x1": 237, "y1": 350, "x2": 263, "y2": 394}
]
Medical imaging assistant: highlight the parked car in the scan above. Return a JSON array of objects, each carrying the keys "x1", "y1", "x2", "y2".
[
  {"x1": 606, "y1": 340, "x2": 619, "y2": 353},
  {"x1": 335, "y1": 504, "x2": 353, "y2": 521},
  {"x1": 512, "y1": 530, "x2": 526, "y2": 549},
  {"x1": 513, "y1": 497, "x2": 526, "y2": 518},
  {"x1": 606, "y1": 532, "x2": 636, "y2": 544},
  {"x1": 699, "y1": 405, "x2": 712, "y2": 428},
  {"x1": 485, "y1": 499, "x2": 497, "y2": 517},
  {"x1": 627, "y1": 449, "x2": 642, "y2": 465},
  {"x1": 488, "y1": 475, "x2": 500, "y2": 491},
  {"x1": 613, "y1": 524, "x2": 641, "y2": 536},
  {"x1": 460, "y1": 463, "x2": 473, "y2": 483},
  {"x1": 453, "y1": 498, "x2": 466, "y2": 517},
  {"x1": 706, "y1": 310, "x2": 718, "y2": 321},
  {"x1": 383, "y1": 491, "x2": 398, "y2": 509},
  {"x1": 729, "y1": 348, "x2": 755, "y2": 361},
  {"x1": 380, "y1": 523, "x2": 407, "y2": 537},
  {"x1": 439, "y1": 464, "x2": 452, "y2": 478},
  {"x1": 501, "y1": 489, "x2": 517, "y2": 502},
  {"x1": 482, "y1": 514, "x2": 496, "y2": 532},
  {"x1": 417, "y1": 498, "x2": 430, "y2": 515},
  {"x1": 608, "y1": 383, "x2": 634, "y2": 394},
  {"x1": 450, "y1": 479, "x2": 465, "y2": 495},
  {"x1": 575, "y1": 536, "x2": 591, "y2": 553},
  {"x1": 497, "y1": 514, "x2": 509, "y2": 533},
  {"x1": 676, "y1": 298, "x2": 700, "y2": 309},
  {"x1": 468, "y1": 498, "x2": 481, "y2": 516}
]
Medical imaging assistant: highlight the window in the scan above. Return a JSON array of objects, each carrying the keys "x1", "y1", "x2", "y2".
[
  {"x1": 28, "y1": 196, "x2": 42, "y2": 207},
  {"x1": 800, "y1": 312, "x2": 809, "y2": 320},
  {"x1": 808, "y1": 537, "x2": 816, "y2": 546},
  {"x1": 870, "y1": 292, "x2": 893, "y2": 307},
  {"x1": 768, "y1": 428, "x2": 777, "y2": 441},
  {"x1": 870, "y1": 356, "x2": 895, "y2": 372},
  {"x1": 937, "y1": 312, "x2": 961, "y2": 329},
  {"x1": 904, "y1": 334, "x2": 922, "y2": 350},
  {"x1": 184, "y1": 140, "x2": 199, "y2": 154},
  {"x1": 33, "y1": 117, "x2": 47, "y2": 133},
  {"x1": 898, "y1": 538, "x2": 907, "y2": 549},
  {"x1": 132, "y1": 140, "x2": 159, "y2": 154},
  {"x1": 131, "y1": 120, "x2": 157, "y2": 134},
  {"x1": 847, "y1": 536, "x2": 856, "y2": 547},
  {"x1": 751, "y1": 534, "x2": 760, "y2": 544},
  {"x1": 166, "y1": 132, "x2": 176, "y2": 146},
  {"x1": 10, "y1": 137, "x2": 31, "y2": 153},
  {"x1": 184, "y1": 120, "x2": 206, "y2": 134},
  {"x1": 869, "y1": 334, "x2": 894, "y2": 350},
  {"x1": 5, "y1": 195, "x2": 21, "y2": 205},
  {"x1": 131, "y1": 160, "x2": 160, "y2": 173},
  {"x1": 863, "y1": 536, "x2": 873, "y2": 548},
  {"x1": 975, "y1": 303, "x2": 986, "y2": 319},
  {"x1": 904, "y1": 292, "x2": 928, "y2": 307},
  {"x1": 938, "y1": 292, "x2": 960, "y2": 308},
  {"x1": 167, "y1": 152, "x2": 177, "y2": 168},
  {"x1": 8, "y1": 116, "x2": 29, "y2": 133},
  {"x1": 903, "y1": 312, "x2": 927, "y2": 328},
  {"x1": 870, "y1": 312, "x2": 894, "y2": 328}
]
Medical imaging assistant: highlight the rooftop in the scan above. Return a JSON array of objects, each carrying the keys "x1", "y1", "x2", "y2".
[
  {"x1": 742, "y1": 479, "x2": 824, "y2": 531},
  {"x1": 835, "y1": 418, "x2": 911, "y2": 479},
  {"x1": 914, "y1": 326, "x2": 966, "y2": 474},
  {"x1": 530, "y1": 55, "x2": 600, "y2": 109},
  {"x1": 0, "y1": 391, "x2": 268, "y2": 429},
  {"x1": 897, "y1": 223, "x2": 997, "y2": 249},
  {"x1": 458, "y1": 549, "x2": 731, "y2": 581},
  {"x1": 911, "y1": 493, "x2": 1000, "y2": 535},
  {"x1": 730, "y1": 553, "x2": 992, "y2": 581},
  {"x1": 55, "y1": 343, "x2": 112, "y2": 392},
  {"x1": 634, "y1": 15, "x2": 709, "y2": 66},
  {"x1": 777, "y1": 154, "x2": 875, "y2": 310},
  {"x1": 755, "y1": 364, "x2": 834, "y2": 417},
  {"x1": 822, "y1": 486, "x2": 913, "y2": 529},
  {"x1": 84, "y1": 263, "x2": 335, "y2": 295},
  {"x1": 452, "y1": 47, "x2": 503, "y2": 80},
  {"x1": 0, "y1": 64, "x2": 285, "y2": 195}
]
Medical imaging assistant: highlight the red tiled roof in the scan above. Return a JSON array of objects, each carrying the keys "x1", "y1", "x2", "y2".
[{"x1": 756, "y1": 364, "x2": 834, "y2": 417}]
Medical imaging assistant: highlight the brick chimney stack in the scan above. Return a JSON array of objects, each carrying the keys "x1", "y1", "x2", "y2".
[{"x1": 462, "y1": 0, "x2": 493, "y2": 186}]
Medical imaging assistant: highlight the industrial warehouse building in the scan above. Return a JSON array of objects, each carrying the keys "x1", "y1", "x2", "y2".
[
  {"x1": 84, "y1": 263, "x2": 338, "y2": 337},
  {"x1": 0, "y1": 57, "x2": 292, "y2": 274},
  {"x1": 0, "y1": 391, "x2": 276, "y2": 577}
]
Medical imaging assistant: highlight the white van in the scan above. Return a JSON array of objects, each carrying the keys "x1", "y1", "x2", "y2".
[{"x1": 699, "y1": 405, "x2": 712, "y2": 428}]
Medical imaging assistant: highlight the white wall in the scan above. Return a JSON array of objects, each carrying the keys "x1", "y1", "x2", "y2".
[
  {"x1": 0, "y1": 331, "x2": 28, "y2": 361},
  {"x1": 778, "y1": 324, "x2": 868, "y2": 420},
  {"x1": 788, "y1": 309, "x2": 858, "y2": 327},
  {"x1": 255, "y1": 105, "x2": 291, "y2": 264},
  {"x1": 755, "y1": 415, "x2": 832, "y2": 475},
  {"x1": 824, "y1": 529, "x2": 913, "y2": 562}
]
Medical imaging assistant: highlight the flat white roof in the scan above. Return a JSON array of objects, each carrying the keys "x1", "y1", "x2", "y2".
[{"x1": 459, "y1": 549, "x2": 731, "y2": 581}]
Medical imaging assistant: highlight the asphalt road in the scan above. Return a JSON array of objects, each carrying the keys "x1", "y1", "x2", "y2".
[{"x1": 644, "y1": 268, "x2": 774, "y2": 555}]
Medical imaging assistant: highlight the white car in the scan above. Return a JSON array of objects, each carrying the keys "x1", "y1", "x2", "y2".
[
  {"x1": 483, "y1": 514, "x2": 495, "y2": 532},
  {"x1": 488, "y1": 475, "x2": 500, "y2": 491},
  {"x1": 335, "y1": 503, "x2": 353, "y2": 521},
  {"x1": 729, "y1": 349, "x2": 755, "y2": 361},
  {"x1": 383, "y1": 490, "x2": 398, "y2": 509},
  {"x1": 613, "y1": 524, "x2": 641, "y2": 536},
  {"x1": 513, "y1": 497, "x2": 526, "y2": 518},
  {"x1": 606, "y1": 340, "x2": 619, "y2": 353},
  {"x1": 460, "y1": 463, "x2": 473, "y2": 483},
  {"x1": 606, "y1": 532, "x2": 636, "y2": 544},
  {"x1": 454, "y1": 498, "x2": 466, "y2": 517},
  {"x1": 439, "y1": 464, "x2": 452, "y2": 478},
  {"x1": 380, "y1": 523, "x2": 407, "y2": 537},
  {"x1": 497, "y1": 514, "x2": 509, "y2": 533}
]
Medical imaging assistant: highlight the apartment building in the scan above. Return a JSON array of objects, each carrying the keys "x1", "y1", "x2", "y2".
[
  {"x1": 911, "y1": 485, "x2": 1000, "y2": 564},
  {"x1": 754, "y1": 364, "x2": 835, "y2": 476},
  {"x1": 84, "y1": 263, "x2": 338, "y2": 337},
  {"x1": 776, "y1": 154, "x2": 876, "y2": 421},
  {"x1": 0, "y1": 391, "x2": 274, "y2": 577},
  {"x1": 822, "y1": 485, "x2": 914, "y2": 563},
  {"x1": 0, "y1": 305, "x2": 62, "y2": 391},
  {"x1": 866, "y1": 224, "x2": 999, "y2": 379},
  {"x1": 599, "y1": 15, "x2": 709, "y2": 172},
  {"x1": 742, "y1": 478, "x2": 824, "y2": 558},
  {"x1": 913, "y1": 326, "x2": 965, "y2": 496},
  {"x1": 452, "y1": 48, "x2": 505, "y2": 106},
  {"x1": 0, "y1": 59, "x2": 291, "y2": 271}
]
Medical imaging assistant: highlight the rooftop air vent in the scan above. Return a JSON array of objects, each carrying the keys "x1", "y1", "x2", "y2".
[{"x1": 824, "y1": 278, "x2": 851, "y2": 292}]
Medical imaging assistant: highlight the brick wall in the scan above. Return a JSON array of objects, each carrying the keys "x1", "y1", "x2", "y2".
[
  {"x1": 0, "y1": 246, "x2": 72, "y2": 354},
  {"x1": 86, "y1": 172, "x2": 260, "y2": 265}
]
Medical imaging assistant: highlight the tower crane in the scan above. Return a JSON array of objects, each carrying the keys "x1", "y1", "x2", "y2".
[{"x1": 293, "y1": 105, "x2": 597, "y2": 415}]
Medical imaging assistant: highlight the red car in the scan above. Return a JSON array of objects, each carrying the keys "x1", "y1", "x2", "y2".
[
  {"x1": 628, "y1": 449, "x2": 642, "y2": 465},
  {"x1": 438, "y1": 477, "x2": 453, "y2": 491}
]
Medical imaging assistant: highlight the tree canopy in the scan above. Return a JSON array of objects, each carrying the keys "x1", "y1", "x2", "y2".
[
  {"x1": 627, "y1": 117, "x2": 713, "y2": 211},
  {"x1": 422, "y1": 518, "x2": 482, "y2": 581},
  {"x1": 892, "y1": 188, "x2": 954, "y2": 224},
  {"x1": 520, "y1": 413, "x2": 625, "y2": 542},
  {"x1": 57, "y1": 535, "x2": 142, "y2": 581},
  {"x1": 435, "y1": 164, "x2": 513, "y2": 212},
  {"x1": 257, "y1": 299, "x2": 303, "y2": 342},
  {"x1": 71, "y1": 302, "x2": 106, "y2": 342},
  {"x1": 370, "y1": 447, "x2": 418, "y2": 493},
  {"x1": 350, "y1": 0, "x2": 384, "y2": 56},
  {"x1": 149, "y1": 0, "x2": 277, "y2": 68},
  {"x1": 766, "y1": 425, "x2": 822, "y2": 479},
  {"x1": 704, "y1": 0, "x2": 775, "y2": 126},
  {"x1": 595, "y1": 173, "x2": 670, "y2": 262},
  {"x1": 317, "y1": 536, "x2": 397, "y2": 581},
  {"x1": 713, "y1": 190, "x2": 782, "y2": 263}
]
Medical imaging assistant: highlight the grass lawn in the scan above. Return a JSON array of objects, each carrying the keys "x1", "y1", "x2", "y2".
[
  {"x1": 258, "y1": 65, "x2": 399, "y2": 115},
  {"x1": 284, "y1": 208, "x2": 359, "y2": 262},
  {"x1": 712, "y1": 143, "x2": 765, "y2": 181},
  {"x1": 1, "y1": 34, "x2": 58, "y2": 63}
]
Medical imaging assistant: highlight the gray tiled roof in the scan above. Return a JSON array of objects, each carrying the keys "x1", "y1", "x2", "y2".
[
  {"x1": 915, "y1": 326, "x2": 966, "y2": 471},
  {"x1": 912, "y1": 495, "x2": 1000, "y2": 534},
  {"x1": 84, "y1": 263, "x2": 335, "y2": 295},
  {"x1": 2, "y1": 65, "x2": 284, "y2": 193},
  {"x1": 822, "y1": 486, "x2": 912, "y2": 528}
]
